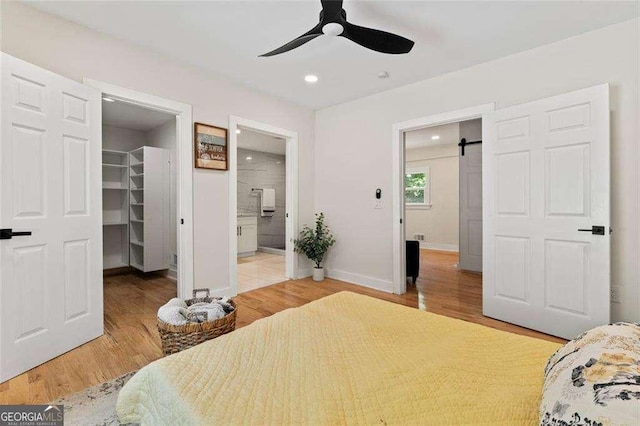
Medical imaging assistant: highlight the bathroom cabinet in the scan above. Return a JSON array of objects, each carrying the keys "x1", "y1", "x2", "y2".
[{"x1": 237, "y1": 216, "x2": 258, "y2": 257}]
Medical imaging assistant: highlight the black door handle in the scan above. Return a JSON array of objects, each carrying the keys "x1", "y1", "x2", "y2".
[
  {"x1": 578, "y1": 226, "x2": 605, "y2": 235},
  {"x1": 0, "y1": 228, "x2": 32, "y2": 240}
]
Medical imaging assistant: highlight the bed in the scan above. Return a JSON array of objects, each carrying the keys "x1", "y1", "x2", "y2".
[{"x1": 117, "y1": 291, "x2": 561, "y2": 425}]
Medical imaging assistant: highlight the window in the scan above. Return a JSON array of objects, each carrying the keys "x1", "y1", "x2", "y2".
[{"x1": 405, "y1": 167, "x2": 431, "y2": 209}]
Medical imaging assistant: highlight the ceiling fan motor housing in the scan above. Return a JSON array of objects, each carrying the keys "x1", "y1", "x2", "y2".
[
  {"x1": 320, "y1": 9, "x2": 346, "y2": 36},
  {"x1": 319, "y1": 8, "x2": 347, "y2": 23}
]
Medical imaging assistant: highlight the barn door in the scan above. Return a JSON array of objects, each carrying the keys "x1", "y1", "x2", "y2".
[{"x1": 459, "y1": 141, "x2": 483, "y2": 272}]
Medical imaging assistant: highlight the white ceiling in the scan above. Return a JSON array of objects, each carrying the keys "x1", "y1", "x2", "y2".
[
  {"x1": 405, "y1": 122, "x2": 459, "y2": 150},
  {"x1": 102, "y1": 99, "x2": 175, "y2": 131},
  {"x1": 238, "y1": 127, "x2": 286, "y2": 155},
  {"x1": 27, "y1": 1, "x2": 638, "y2": 109}
]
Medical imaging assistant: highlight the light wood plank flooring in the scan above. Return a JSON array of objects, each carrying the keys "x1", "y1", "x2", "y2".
[
  {"x1": 0, "y1": 249, "x2": 564, "y2": 404},
  {"x1": 237, "y1": 252, "x2": 287, "y2": 293}
]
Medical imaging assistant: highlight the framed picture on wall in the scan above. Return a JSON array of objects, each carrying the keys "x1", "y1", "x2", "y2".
[{"x1": 194, "y1": 122, "x2": 228, "y2": 170}]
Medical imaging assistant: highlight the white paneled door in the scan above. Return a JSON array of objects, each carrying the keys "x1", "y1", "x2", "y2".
[
  {"x1": 459, "y1": 143, "x2": 483, "y2": 272},
  {"x1": 483, "y1": 84, "x2": 610, "y2": 340},
  {"x1": 0, "y1": 54, "x2": 103, "y2": 382}
]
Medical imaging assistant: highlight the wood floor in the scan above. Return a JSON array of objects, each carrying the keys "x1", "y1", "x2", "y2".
[{"x1": 0, "y1": 249, "x2": 564, "y2": 404}]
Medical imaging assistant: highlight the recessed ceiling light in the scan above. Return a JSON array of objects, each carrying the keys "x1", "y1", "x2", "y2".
[
  {"x1": 246, "y1": 156, "x2": 252, "y2": 160},
  {"x1": 378, "y1": 71, "x2": 390, "y2": 79},
  {"x1": 431, "y1": 135, "x2": 440, "y2": 140},
  {"x1": 102, "y1": 97, "x2": 115, "y2": 102},
  {"x1": 304, "y1": 74, "x2": 318, "y2": 83},
  {"x1": 236, "y1": 129, "x2": 242, "y2": 134}
]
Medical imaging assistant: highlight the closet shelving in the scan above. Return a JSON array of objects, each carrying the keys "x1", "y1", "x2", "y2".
[
  {"x1": 128, "y1": 146, "x2": 170, "y2": 273},
  {"x1": 101, "y1": 146, "x2": 170, "y2": 272},
  {"x1": 129, "y1": 147, "x2": 145, "y2": 271},
  {"x1": 102, "y1": 150, "x2": 130, "y2": 269}
]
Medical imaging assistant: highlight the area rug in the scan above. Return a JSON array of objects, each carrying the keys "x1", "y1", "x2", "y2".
[{"x1": 49, "y1": 370, "x2": 138, "y2": 426}]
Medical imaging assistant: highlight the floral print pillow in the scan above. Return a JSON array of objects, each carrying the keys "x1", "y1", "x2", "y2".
[{"x1": 540, "y1": 322, "x2": 640, "y2": 426}]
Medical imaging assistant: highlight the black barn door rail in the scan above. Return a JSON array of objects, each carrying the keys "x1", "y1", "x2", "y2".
[{"x1": 458, "y1": 138, "x2": 482, "y2": 156}]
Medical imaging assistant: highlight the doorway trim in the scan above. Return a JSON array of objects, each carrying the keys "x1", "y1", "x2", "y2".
[
  {"x1": 84, "y1": 79, "x2": 194, "y2": 299},
  {"x1": 391, "y1": 103, "x2": 495, "y2": 295},
  {"x1": 228, "y1": 116, "x2": 299, "y2": 296}
]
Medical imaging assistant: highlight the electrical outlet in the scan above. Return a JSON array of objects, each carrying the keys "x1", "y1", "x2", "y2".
[
  {"x1": 374, "y1": 200, "x2": 382, "y2": 209},
  {"x1": 610, "y1": 286, "x2": 621, "y2": 303}
]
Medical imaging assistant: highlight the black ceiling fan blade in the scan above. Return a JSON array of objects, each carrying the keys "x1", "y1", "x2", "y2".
[
  {"x1": 260, "y1": 24, "x2": 323, "y2": 57},
  {"x1": 321, "y1": 0, "x2": 343, "y2": 18},
  {"x1": 259, "y1": 34, "x2": 321, "y2": 57},
  {"x1": 341, "y1": 22, "x2": 414, "y2": 54}
]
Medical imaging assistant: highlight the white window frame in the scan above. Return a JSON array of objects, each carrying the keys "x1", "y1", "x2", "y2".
[{"x1": 405, "y1": 166, "x2": 431, "y2": 209}]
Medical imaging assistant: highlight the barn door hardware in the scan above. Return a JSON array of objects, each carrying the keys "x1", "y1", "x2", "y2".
[{"x1": 458, "y1": 138, "x2": 482, "y2": 156}]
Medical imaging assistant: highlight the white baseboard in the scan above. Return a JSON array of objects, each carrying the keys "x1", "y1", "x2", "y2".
[
  {"x1": 160, "y1": 267, "x2": 177, "y2": 282},
  {"x1": 169, "y1": 267, "x2": 178, "y2": 278},
  {"x1": 237, "y1": 251, "x2": 256, "y2": 258},
  {"x1": 419, "y1": 242, "x2": 459, "y2": 252},
  {"x1": 271, "y1": 267, "x2": 395, "y2": 294},
  {"x1": 297, "y1": 268, "x2": 313, "y2": 279},
  {"x1": 258, "y1": 246, "x2": 286, "y2": 256},
  {"x1": 325, "y1": 269, "x2": 393, "y2": 293}
]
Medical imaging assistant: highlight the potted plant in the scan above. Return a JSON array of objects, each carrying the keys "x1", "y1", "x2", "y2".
[{"x1": 294, "y1": 213, "x2": 336, "y2": 282}]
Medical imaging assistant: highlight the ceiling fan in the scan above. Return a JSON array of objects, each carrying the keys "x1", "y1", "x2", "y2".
[{"x1": 260, "y1": 0, "x2": 414, "y2": 57}]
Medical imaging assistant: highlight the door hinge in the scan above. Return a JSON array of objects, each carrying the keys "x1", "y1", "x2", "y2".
[
  {"x1": 400, "y1": 219, "x2": 403, "y2": 224},
  {"x1": 181, "y1": 218, "x2": 184, "y2": 225}
]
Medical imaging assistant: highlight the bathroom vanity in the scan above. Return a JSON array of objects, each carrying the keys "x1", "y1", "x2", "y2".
[{"x1": 237, "y1": 215, "x2": 258, "y2": 257}]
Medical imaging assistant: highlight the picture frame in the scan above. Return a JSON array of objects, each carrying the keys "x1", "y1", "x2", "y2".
[{"x1": 194, "y1": 122, "x2": 228, "y2": 170}]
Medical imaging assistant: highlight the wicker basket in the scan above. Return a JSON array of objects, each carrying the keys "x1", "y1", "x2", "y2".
[{"x1": 158, "y1": 288, "x2": 237, "y2": 356}]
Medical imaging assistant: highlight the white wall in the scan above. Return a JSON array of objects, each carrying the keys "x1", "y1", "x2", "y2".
[
  {"x1": 102, "y1": 125, "x2": 147, "y2": 152},
  {"x1": 459, "y1": 119, "x2": 482, "y2": 143},
  {"x1": 405, "y1": 142, "x2": 459, "y2": 252},
  {"x1": 1, "y1": 2, "x2": 316, "y2": 292},
  {"x1": 315, "y1": 19, "x2": 639, "y2": 322},
  {"x1": 238, "y1": 129, "x2": 285, "y2": 155}
]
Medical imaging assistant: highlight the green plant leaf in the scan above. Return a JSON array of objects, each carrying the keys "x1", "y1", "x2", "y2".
[{"x1": 293, "y1": 212, "x2": 335, "y2": 269}]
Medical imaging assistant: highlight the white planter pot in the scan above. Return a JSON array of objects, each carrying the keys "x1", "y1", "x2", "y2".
[{"x1": 313, "y1": 267, "x2": 325, "y2": 282}]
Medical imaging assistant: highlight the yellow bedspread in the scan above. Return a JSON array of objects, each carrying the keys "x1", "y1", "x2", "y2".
[{"x1": 117, "y1": 291, "x2": 561, "y2": 425}]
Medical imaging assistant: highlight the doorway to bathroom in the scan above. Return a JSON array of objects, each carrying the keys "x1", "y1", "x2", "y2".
[{"x1": 229, "y1": 117, "x2": 299, "y2": 295}]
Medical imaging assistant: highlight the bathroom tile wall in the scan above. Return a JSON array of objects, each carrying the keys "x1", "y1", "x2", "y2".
[{"x1": 237, "y1": 148, "x2": 286, "y2": 249}]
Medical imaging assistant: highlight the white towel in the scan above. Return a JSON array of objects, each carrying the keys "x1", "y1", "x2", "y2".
[
  {"x1": 188, "y1": 303, "x2": 226, "y2": 322},
  {"x1": 157, "y1": 306, "x2": 189, "y2": 325},
  {"x1": 164, "y1": 298, "x2": 188, "y2": 309},
  {"x1": 261, "y1": 188, "x2": 275, "y2": 217}
]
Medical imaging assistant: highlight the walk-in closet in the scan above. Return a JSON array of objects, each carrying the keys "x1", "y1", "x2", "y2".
[{"x1": 101, "y1": 98, "x2": 178, "y2": 280}]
